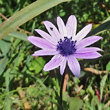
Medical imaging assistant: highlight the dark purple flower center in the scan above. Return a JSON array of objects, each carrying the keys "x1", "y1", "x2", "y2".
[{"x1": 57, "y1": 37, "x2": 77, "y2": 56}]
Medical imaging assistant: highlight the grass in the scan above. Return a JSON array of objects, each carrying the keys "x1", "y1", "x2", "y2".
[{"x1": 0, "y1": 0, "x2": 110, "y2": 110}]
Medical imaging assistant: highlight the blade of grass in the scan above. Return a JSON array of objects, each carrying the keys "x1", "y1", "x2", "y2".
[
  {"x1": 0, "y1": 0, "x2": 71, "y2": 40},
  {"x1": 8, "y1": 31, "x2": 28, "y2": 41},
  {"x1": 87, "y1": 17, "x2": 110, "y2": 36},
  {"x1": 100, "y1": 75, "x2": 107, "y2": 101},
  {"x1": 5, "y1": 69, "x2": 11, "y2": 110}
]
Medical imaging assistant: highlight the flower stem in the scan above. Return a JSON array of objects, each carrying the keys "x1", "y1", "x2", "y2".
[{"x1": 60, "y1": 72, "x2": 66, "y2": 110}]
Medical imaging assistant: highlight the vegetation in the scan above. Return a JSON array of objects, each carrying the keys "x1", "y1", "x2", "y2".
[{"x1": 0, "y1": 0, "x2": 110, "y2": 109}]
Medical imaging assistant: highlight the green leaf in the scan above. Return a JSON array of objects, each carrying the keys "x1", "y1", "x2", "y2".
[
  {"x1": 106, "y1": 61, "x2": 110, "y2": 71},
  {"x1": 0, "y1": 36, "x2": 12, "y2": 56},
  {"x1": 100, "y1": 75, "x2": 107, "y2": 100},
  {"x1": 87, "y1": 16, "x2": 110, "y2": 36},
  {"x1": 0, "y1": 56, "x2": 9, "y2": 75},
  {"x1": 91, "y1": 96, "x2": 103, "y2": 110},
  {"x1": 80, "y1": 71, "x2": 86, "y2": 78},
  {"x1": 29, "y1": 57, "x2": 46, "y2": 74},
  {"x1": 0, "y1": 0, "x2": 71, "y2": 40},
  {"x1": 69, "y1": 97, "x2": 83, "y2": 110},
  {"x1": 26, "y1": 55, "x2": 33, "y2": 64},
  {"x1": 63, "y1": 92, "x2": 70, "y2": 103},
  {"x1": 91, "y1": 96, "x2": 97, "y2": 110},
  {"x1": 4, "y1": 69, "x2": 11, "y2": 110},
  {"x1": 86, "y1": 86, "x2": 95, "y2": 97},
  {"x1": 8, "y1": 31, "x2": 28, "y2": 41}
]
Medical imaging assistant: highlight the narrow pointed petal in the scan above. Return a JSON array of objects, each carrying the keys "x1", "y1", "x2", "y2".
[
  {"x1": 76, "y1": 36, "x2": 102, "y2": 49},
  {"x1": 35, "y1": 29, "x2": 57, "y2": 44},
  {"x1": 43, "y1": 55, "x2": 63, "y2": 71},
  {"x1": 67, "y1": 55, "x2": 80, "y2": 78},
  {"x1": 75, "y1": 47, "x2": 103, "y2": 53},
  {"x1": 60, "y1": 58, "x2": 66, "y2": 75},
  {"x1": 66, "y1": 15, "x2": 77, "y2": 38},
  {"x1": 57, "y1": 16, "x2": 67, "y2": 39},
  {"x1": 73, "y1": 24, "x2": 92, "y2": 41},
  {"x1": 43, "y1": 21, "x2": 60, "y2": 42},
  {"x1": 27, "y1": 36, "x2": 56, "y2": 49},
  {"x1": 32, "y1": 49, "x2": 59, "y2": 56},
  {"x1": 74, "y1": 52, "x2": 102, "y2": 59}
]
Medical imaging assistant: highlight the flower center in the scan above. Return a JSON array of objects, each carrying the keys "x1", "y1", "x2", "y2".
[{"x1": 57, "y1": 37, "x2": 77, "y2": 56}]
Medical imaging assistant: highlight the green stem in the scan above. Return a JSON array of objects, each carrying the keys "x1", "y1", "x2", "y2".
[{"x1": 60, "y1": 72, "x2": 66, "y2": 110}]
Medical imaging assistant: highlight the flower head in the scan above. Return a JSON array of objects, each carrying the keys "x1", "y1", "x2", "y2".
[{"x1": 27, "y1": 15, "x2": 102, "y2": 78}]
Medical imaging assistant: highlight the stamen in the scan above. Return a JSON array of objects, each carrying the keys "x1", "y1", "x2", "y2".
[{"x1": 57, "y1": 37, "x2": 77, "y2": 56}]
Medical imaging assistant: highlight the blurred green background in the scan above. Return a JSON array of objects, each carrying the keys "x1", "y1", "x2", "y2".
[{"x1": 0, "y1": 0, "x2": 110, "y2": 110}]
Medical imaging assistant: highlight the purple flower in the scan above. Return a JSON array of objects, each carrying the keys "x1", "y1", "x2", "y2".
[{"x1": 27, "y1": 15, "x2": 102, "y2": 78}]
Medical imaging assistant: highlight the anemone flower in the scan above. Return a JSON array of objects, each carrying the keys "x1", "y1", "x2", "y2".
[{"x1": 27, "y1": 15, "x2": 102, "y2": 78}]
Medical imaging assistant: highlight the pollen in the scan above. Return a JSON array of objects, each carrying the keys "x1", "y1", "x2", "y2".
[{"x1": 57, "y1": 37, "x2": 77, "y2": 56}]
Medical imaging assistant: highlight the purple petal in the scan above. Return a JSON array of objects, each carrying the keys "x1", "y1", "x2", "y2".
[
  {"x1": 43, "y1": 55, "x2": 63, "y2": 71},
  {"x1": 60, "y1": 57, "x2": 66, "y2": 75},
  {"x1": 75, "y1": 36, "x2": 102, "y2": 49},
  {"x1": 35, "y1": 29, "x2": 57, "y2": 44},
  {"x1": 27, "y1": 36, "x2": 56, "y2": 49},
  {"x1": 75, "y1": 47, "x2": 103, "y2": 53},
  {"x1": 67, "y1": 55, "x2": 80, "y2": 78},
  {"x1": 57, "y1": 16, "x2": 67, "y2": 39},
  {"x1": 73, "y1": 24, "x2": 92, "y2": 41},
  {"x1": 32, "y1": 49, "x2": 59, "y2": 56},
  {"x1": 74, "y1": 52, "x2": 102, "y2": 59},
  {"x1": 66, "y1": 15, "x2": 77, "y2": 38},
  {"x1": 43, "y1": 21, "x2": 60, "y2": 42}
]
